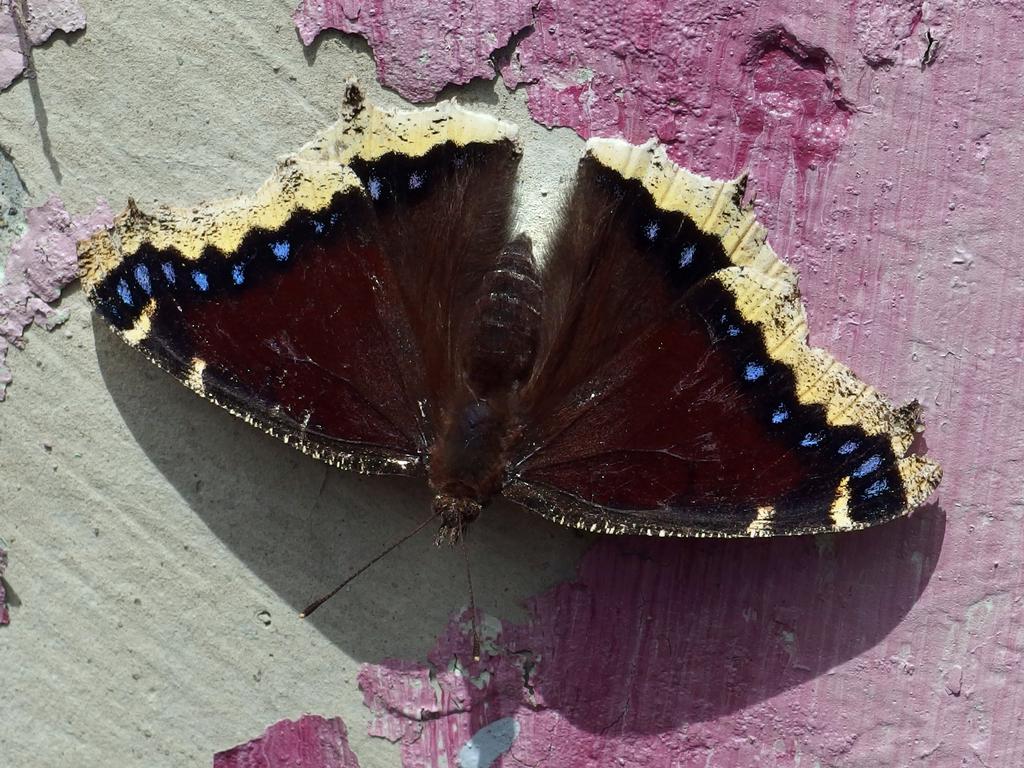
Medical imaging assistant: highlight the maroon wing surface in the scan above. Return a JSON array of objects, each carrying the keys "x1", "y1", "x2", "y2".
[
  {"x1": 504, "y1": 139, "x2": 940, "y2": 537},
  {"x1": 79, "y1": 87, "x2": 521, "y2": 476}
]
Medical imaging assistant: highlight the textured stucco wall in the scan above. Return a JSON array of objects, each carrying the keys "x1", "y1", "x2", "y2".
[{"x1": 1, "y1": 0, "x2": 1022, "y2": 766}]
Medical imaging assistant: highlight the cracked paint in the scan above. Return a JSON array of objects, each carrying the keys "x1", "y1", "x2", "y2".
[
  {"x1": 361, "y1": 525, "x2": 950, "y2": 766},
  {"x1": 0, "y1": 194, "x2": 111, "y2": 400},
  {"x1": 292, "y1": 0, "x2": 535, "y2": 102},
  {"x1": 359, "y1": 612, "x2": 532, "y2": 760},
  {"x1": 213, "y1": 715, "x2": 361, "y2": 768},
  {"x1": 0, "y1": 0, "x2": 86, "y2": 91}
]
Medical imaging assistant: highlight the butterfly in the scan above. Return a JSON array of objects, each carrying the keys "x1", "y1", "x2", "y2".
[{"x1": 78, "y1": 83, "x2": 940, "y2": 551}]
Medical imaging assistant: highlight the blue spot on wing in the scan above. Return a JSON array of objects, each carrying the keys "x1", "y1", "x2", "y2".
[
  {"x1": 852, "y1": 454, "x2": 882, "y2": 478},
  {"x1": 232, "y1": 264, "x2": 245, "y2": 285},
  {"x1": 771, "y1": 405, "x2": 789, "y2": 424},
  {"x1": 409, "y1": 171, "x2": 425, "y2": 190},
  {"x1": 192, "y1": 270, "x2": 210, "y2": 291},
  {"x1": 838, "y1": 440, "x2": 859, "y2": 455},
  {"x1": 744, "y1": 362, "x2": 765, "y2": 381},
  {"x1": 644, "y1": 221, "x2": 659, "y2": 240},
  {"x1": 313, "y1": 220, "x2": 325, "y2": 234},
  {"x1": 679, "y1": 244, "x2": 696, "y2": 268},
  {"x1": 133, "y1": 264, "x2": 152, "y2": 295},
  {"x1": 116, "y1": 278, "x2": 133, "y2": 306},
  {"x1": 161, "y1": 262, "x2": 176, "y2": 285},
  {"x1": 719, "y1": 313, "x2": 741, "y2": 336},
  {"x1": 864, "y1": 478, "x2": 889, "y2": 498},
  {"x1": 367, "y1": 176, "x2": 382, "y2": 200},
  {"x1": 271, "y1": 240, "x2": 290, "y2": 262},
  {"x1": 800, "y1": 432, "x2": 822, "y2": 447}
]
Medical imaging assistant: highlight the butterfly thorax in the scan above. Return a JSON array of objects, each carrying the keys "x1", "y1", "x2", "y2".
[{"x1": 429, "y1": 235, "x2": 541, "y2": 543}]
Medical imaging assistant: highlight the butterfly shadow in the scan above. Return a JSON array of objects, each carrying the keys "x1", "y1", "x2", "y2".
[
  {"x1": 509, "y1": 501, "x2": 945, "y2": 734},
  {"x1": 94, "y1": 318, "x2": 944, "y2": 732},
  {"x1": 92, "y1": 318, "x2": 590, "y2": 663}
]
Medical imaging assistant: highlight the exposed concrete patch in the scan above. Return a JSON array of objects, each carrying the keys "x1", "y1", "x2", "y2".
[
  {"x1": 0, "y1": 146, "x2": 27, "y2": 269},
  {"x1": 0, "y1": 10, "x2": 585, "y2": 766},
  {"x1": 457, "y1": 717, "x2": 519, "y2": 768}
]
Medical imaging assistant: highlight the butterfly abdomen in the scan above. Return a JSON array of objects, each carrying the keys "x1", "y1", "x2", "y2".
[
  {"x1": 463, "y1": 234, "x2": 542, "y2": 398},
  {"x1": 426, "y1": 235, "x2": 542, "y2": 537}
]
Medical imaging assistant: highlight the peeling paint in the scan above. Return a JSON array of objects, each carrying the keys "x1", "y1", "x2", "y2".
[
  {"x1": 0, "y1": 0, "x2": 87, "y2": 91},
  {"x1": 292, "y1": 0, "x2": 535, "y2": 102},
  {"x1": 359, "y1": 610, "x2": 535, "y2": 764},
  {"x1": 361, "y1": 519, "x2": 946, "y2": 766},
  {"x1": 0, "y1": 0, "x2": 1009, "y2": 762},
  {"x1": 213, "y1": 715, "x2": 361, "y2": 768},
  {"x1": 0, "y1": 194, "x2": 111, "y2": 400}
]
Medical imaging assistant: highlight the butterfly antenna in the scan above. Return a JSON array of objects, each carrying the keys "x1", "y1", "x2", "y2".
[
  {"x1": 300, "y1": 511, "x2": 439, "y2": 619},
  {"x1": 463, "y1": 534, "x2": 482, "y2": 661}
]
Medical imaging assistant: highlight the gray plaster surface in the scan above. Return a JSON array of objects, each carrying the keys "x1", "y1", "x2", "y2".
[{"x1": 0, "y1": 2, "x2": 588, "y2": 765}]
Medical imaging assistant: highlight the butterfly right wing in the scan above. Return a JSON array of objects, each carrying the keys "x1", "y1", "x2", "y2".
[{"x1": 504, "y1": 139, "x2": 940, "y2": 537}]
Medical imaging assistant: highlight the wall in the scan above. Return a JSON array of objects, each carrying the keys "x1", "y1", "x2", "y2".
[{"x1": 1, "y1": 1, "x2": 1021, "y2": 766}]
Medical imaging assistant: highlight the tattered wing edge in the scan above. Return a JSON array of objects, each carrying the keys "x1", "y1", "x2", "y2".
[{"x1": 78, "y1": 81, "x2": 521, "y2": 284}]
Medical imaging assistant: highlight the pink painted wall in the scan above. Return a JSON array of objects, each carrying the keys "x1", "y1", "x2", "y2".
[{"x1": 306, "y1": 0, "x2": 1024, "y2": 765}]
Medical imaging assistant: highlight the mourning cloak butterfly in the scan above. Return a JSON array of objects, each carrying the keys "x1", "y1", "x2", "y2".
[{"x1": 78, "y1": 83, "x2": 940, "y2": 544}]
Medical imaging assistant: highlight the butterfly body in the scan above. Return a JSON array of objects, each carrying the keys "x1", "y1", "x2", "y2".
[
  {"x1": 430, "y1": 235, "x2": 541, "y2": 540},
  {"x1": 78, "y1": 83, "x2": 940, "y2": 543}
]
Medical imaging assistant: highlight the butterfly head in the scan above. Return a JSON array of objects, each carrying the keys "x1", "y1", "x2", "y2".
[{"x1": 433, "y1": 493, "x2": 482, "y2": 545}]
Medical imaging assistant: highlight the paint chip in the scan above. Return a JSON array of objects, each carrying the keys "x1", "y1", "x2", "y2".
[
  {"x1": 0, "y1": 194, "x2": 112, "y2": 401},
  {"x1": 292, "y1": 0, "x2": 534, "y2": 102},
  {"x1": 214, "y1": 714, "x2": 361, "y2": 767}
]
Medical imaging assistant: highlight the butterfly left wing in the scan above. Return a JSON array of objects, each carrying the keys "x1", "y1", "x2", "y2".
[
  {"x1": 79, "y1": 159, "x2": 430, "y2": 474},
  {"x1": 79, "y1": 85, "x2": 521, "y2": 477},
  {"x1": 504, "y1": 139, "x2": 941, "y2": 536}
]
